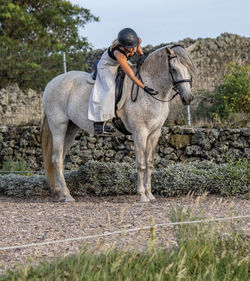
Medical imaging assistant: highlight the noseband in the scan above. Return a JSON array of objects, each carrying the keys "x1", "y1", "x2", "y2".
[{"x1": 168, "y1": 45, "x2": 193, "y2": 98}]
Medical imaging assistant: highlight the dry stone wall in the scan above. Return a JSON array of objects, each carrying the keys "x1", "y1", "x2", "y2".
[
  {"x1": 0, "y1": 84, "x2": 42, "y2": 125},
  {"x1": 84, "y1": 32, "x2": 250, "y2": 92},
  {"x1": 0, "y1": 33, "x2": 249, "y2": 125},
  {"x1": 0, "y1": 125, "x2": 249, "y2": 171}
]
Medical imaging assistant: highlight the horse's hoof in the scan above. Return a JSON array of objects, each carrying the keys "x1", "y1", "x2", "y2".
[
  {"x1": 140, "y1": 194, "x2": 150, "y2": 203},
  {"x1": 58, "y1": 195, "x2": 75, "y2": 202},
  {"x1": 64, "y1": 195, "x2": 75, "y2": 202},
  {"x1": 147, "y1": 193, "x2": 156, "y2": 202}
]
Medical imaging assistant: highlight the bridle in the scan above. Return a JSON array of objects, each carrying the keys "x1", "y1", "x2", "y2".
[
  {"x1": 168, "y1": 45, "x2": 193, "y2": 99},
  {"x1": 131, "y1": 44, "x2": 192, "y2": 103}
]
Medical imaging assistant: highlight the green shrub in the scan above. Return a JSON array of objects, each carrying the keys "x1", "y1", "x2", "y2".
[
  {"x1": 193, "y1": 64, "x2": 250, "y2": 126},
  {"x1": 69, "y1": 160, "x2": 249, "y2": 198},
  {"x1": 0, "y1": 158, "x2": 30, "y2": 176},
  {"x1": 210, "y1": 63, "x2": 250, "y2": 119},
  {"x1": 1, "y1": 160, "x2": 249, "y2": 197},
  {"x1": 210, "y1": 158, "x2": 250, "y2": 196}
]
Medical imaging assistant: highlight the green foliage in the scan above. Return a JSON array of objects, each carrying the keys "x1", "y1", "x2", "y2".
[
  {"x1": 0, "y1": 158, "x2": 30, "y2": 175},
  {"x1": 153, "y1": 160, "x2": 249, "y2": 197},
  {"x1": 1, "y1": 207, "x2": 248, "y2": 280},
  {"x1": 193, "y1": 64, "x2": 250, "y2": 125},
  {"x1": 210, "y1": 158, "x2": 250, "y2": 197},
  {"x1": 0, "y1": 0, "x2": 99, "y2": 90},
  {"x1": 210, "y1": 64, "x2": 249, "y2": 119}
]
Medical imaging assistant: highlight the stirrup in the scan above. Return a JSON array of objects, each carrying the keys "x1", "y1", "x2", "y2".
[
  {"x1": 104, "y1": 124, "x2": 116, "y2": 133},
  {"x1": 94, "y1": 122, "x2": 115, "y2": 135}
]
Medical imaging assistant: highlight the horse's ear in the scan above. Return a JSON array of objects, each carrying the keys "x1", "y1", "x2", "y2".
[
  {"x1": 165, "y1": 47, "x2": 175, "y2": 56},
  {"x1": 186, "y1": 43, "x2": 196, "y2": 53}
]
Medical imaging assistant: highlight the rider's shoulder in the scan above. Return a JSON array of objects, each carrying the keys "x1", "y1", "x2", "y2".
[{"x1": 114, "y1": 48, "x2": 127, "y2": 60}]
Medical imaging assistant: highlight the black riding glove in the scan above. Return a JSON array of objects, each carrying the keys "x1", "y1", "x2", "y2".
[
  {"x1": 144, "y1": 86, "x2": 159, "y2": 96},
  {"x1": 137, "y1": 54, "x2": 146, "y2": 67}
]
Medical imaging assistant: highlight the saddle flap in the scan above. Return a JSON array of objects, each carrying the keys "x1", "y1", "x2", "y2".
[{"x1": 115, "y1": 67, "x2": 126, "y2": 110}]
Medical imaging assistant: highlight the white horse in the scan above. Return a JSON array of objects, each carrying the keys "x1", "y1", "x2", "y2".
[{"x1": 41, "y1": 44, "x2": 196, "y2": 202}]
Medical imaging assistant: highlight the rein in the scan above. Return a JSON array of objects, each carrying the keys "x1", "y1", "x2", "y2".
[
  {"x1": 131, "y1": 63, "x2": 177, "y2": 103},
  {"x1": 131, "y1": 44, "x2": 192, "y2": 103}
]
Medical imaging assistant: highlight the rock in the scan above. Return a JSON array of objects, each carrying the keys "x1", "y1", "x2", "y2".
[
  {"x1": 122, "y1": 156, "x2": 134, "y2": 163},
  {"x1": 200, "y1": 138, "x2": 211, "y2": 150},
  {"x1": 170, "y1": 134, "x2": 190, "y2": 148},
  {"x1": 92, "y1": 149, "x2": 105, "y2": 159},
  {"x1": 105, "y1": 150, "x2": 116, "y2": 158},
  {"x1": 185, "y1": 145, "x2": 202, "y2": 156},
  {"x1": 244, "y1": 148, "x2": 250, "y2": 159}
]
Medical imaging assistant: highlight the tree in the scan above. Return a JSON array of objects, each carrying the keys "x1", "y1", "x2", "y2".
[{"x1": 0, "y1": 0, "x2": 99, "y2": 90}]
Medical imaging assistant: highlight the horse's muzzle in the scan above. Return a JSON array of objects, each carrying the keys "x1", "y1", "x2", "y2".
[{"x1": 181, "y1": 93, "x2": 194, "y2": 105}]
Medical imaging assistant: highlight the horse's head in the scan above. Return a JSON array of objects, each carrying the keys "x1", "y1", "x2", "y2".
[{"x1": 165, "y1": 44, "x2": 196, "y2": 105}]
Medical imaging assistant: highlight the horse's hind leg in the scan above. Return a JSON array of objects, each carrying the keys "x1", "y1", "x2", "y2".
[
  {"x1": 51, "y1": 120, "x2": 75, "y2": 202},
  {"x1": 63, "y1": 121, "x2": 79, "y2": 159}
]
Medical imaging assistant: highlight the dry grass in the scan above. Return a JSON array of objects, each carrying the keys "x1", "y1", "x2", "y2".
[{"x1": 0, "y1": 193, "x2": 249, "y2": 278}]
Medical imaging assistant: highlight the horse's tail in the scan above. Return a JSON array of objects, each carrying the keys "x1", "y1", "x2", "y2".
[{"x1": 41, "y1": 112, "x2": 55, "y2": 192}]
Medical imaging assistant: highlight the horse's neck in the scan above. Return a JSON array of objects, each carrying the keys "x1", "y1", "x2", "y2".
[{"x1": 141, "y1": 51, "x2": 171, "y2": 97}]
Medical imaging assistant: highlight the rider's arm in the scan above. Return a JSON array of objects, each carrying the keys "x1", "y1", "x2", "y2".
[{"x1": 115, "y1": 51, "x2": 145, "y2": 89}]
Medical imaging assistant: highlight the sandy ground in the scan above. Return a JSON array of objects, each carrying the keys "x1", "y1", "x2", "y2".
[{"x1": 0, "y1": 194, "x2": 249, "y2": 275}]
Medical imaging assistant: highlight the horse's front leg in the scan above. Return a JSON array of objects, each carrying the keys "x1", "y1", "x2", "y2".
[
  {"x1": 145, "y1": 129, "x2": 161, "y2": 201},
  {"x1": 134, "y1": 133, "x2": 150, "y2": 202}
]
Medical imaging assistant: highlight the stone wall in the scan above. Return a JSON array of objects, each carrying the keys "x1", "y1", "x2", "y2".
[
  {"x1": 0, "y1": 125, "x2": 249, "y2": 171},
  {"x1": 0, "y1": 33, "x2": 249, "y2": 125},
  {"x1": 84, "y1": 33, "x2": 250, "y2": 91},
  {"x1": 0, "y1": 84, "x2": 42, "y2": 125}
]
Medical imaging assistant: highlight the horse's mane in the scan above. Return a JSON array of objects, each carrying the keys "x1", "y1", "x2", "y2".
[
  {"x1": 147, "y1": 45, "x2": 197, "y2": 75},
  {"x1": 170, "y1": 45, "x2": 197, "y2": 75}
]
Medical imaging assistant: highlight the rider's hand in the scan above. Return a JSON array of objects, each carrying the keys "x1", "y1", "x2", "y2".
[{"x1": 144, "y1": 86, "x2": 158, "y2": 96}]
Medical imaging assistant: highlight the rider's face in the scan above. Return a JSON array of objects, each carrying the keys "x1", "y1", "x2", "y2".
[{"x1": 124, "y1": 47, "x2": 137, "y2": 55}]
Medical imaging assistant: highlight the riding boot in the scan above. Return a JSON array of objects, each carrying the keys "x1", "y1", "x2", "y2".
[
  {"x1": 94, "y1": 122, "x2": 116, "y2": 135},
  {"x1": 94, "y1": 122, "x2": 104, "y2": 135}
]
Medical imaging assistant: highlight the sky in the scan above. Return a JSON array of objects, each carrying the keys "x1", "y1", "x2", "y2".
[{"x1": 69, "y1": 0, "x2": 250, "y2": 49}]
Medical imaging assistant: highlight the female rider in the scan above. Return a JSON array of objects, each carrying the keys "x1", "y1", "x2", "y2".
[{"x1": 88, "y1": 27, "x2": 158, "y2": 135}]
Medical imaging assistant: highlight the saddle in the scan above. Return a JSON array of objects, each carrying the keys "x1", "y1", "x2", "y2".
[
  {"x1": 112, "y1": 67, "x2": 132, "y2": 135},
  {"x1": 91, "y1": 61, "x2": 132, "y2": 135}
]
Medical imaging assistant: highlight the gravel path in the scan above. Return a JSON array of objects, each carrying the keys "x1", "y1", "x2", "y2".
[{"x1": 0, "y1": 194, "x2": 249, "y2": 275}]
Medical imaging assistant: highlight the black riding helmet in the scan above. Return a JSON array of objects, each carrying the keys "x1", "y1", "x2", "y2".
[{"x1": 118, "y1": 28, "x2": 139, "y2": 48}]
